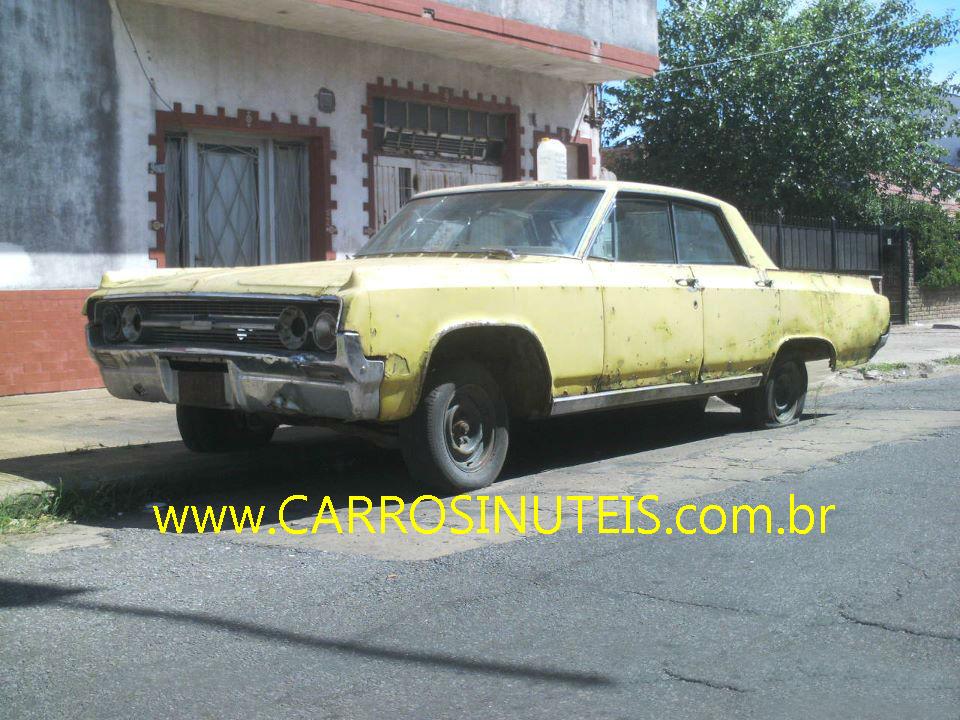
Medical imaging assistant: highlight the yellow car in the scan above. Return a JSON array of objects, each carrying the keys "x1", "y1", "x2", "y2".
[{"x1": 84, "y1": 181, "x2": 890, "y2": 491}]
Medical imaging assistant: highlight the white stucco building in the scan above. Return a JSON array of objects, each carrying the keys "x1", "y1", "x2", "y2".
[{"x1": 0, "y1": 0, "x2": 658, "y2": 394}]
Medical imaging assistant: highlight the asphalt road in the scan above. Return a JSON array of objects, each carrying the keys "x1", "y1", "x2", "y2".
[{"x1": 2, "y1": 377, "x2": 959, "y2": 718}]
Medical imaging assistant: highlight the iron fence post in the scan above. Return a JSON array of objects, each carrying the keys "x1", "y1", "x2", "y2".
[
  {"x1": 776, "y1": 210, "x2": 785, "y2": 265},
  {"x1": 830, "y1": 216, "x2": 838, "y2": 271},
  {"x1": 900, "y1": 223, "x2": 909, "y2": 325}
]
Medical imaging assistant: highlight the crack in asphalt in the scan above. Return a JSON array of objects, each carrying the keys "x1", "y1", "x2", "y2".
[
  {"x1": 618, "y1": 589, "x2": 756, "y2": 615},
  {"x1": 662, "y1": 667, "x2": 749, "y2": 693},
  {"x1": 838, "y1": 609, "x2": 960, "y2": 642}
]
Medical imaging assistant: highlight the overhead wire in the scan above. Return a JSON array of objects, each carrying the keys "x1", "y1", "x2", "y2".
[
  {"x1": 652, "y1": 18, "x2": 900, "y2": 76},
  {"x1": 114, "y1": 0, "x2": 173, "y2": 110}
]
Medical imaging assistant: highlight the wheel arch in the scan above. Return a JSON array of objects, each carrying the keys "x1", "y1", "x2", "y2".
[
  {"x1": 772, "y1": 335, "x2": 838, "y2": 372},
  {"x1": 416, "y1": 322, "x2": 554, "y2": 420}
]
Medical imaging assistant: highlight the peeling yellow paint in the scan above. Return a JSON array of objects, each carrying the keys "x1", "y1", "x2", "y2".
[
  {"x1": 384, "y1": 354, "x2": 411, "y2": 378},
  {"x1": 85, "y1": 182, "x2": 889, "y2": 423}
]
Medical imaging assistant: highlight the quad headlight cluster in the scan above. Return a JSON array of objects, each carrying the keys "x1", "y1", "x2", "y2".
[
  {"x1": 311, "y1": 309, "x2": 339, "y2": 352},
  {"x1": 100, "y1": 304, "x2": 142, "y2": 343},
  {"x1": 95, "y1": 300, "x2": 339, "y2": 352},
  {"x1": 277, "y1": 306, "x2": 309, "y2": 350},
  {"x1": 276, "y1": 306, "x2": 339, "y2": 351}
]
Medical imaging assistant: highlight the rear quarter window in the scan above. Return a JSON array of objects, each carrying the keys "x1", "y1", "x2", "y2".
[{"x1": 674, "y1": 204, "x2": 739, "y2": 265}]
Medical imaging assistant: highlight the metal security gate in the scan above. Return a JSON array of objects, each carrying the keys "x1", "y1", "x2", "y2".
[
  {"x1": 373, "y1": 156, "x2": 416, "y2": 229},
  {"x1": 880, "y1": 227, "x2": 908, "y2": 324},
  {"x1": 165, "y1": 133, "x2": 310, "y2": 268},
  {"x1": 272, "y1": 142, "x2": 310, "y2": 264},
  {"x1": 373, "y1": 156, "x2": 503, "y2": 230},
  {"x1": 197, "y1": 142, "x2": 262, "y2": 267}
]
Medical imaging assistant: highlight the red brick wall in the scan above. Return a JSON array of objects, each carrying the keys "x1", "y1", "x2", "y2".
[
  {"x1": 0, "y1": 289, "x2": 103, "y2": 396},
  {"x1": 902, "y1": 240, "x2": 960, "y2": 323},
  {"x1": 908, "y1": 285, "x2": 960, "y2": 322}
]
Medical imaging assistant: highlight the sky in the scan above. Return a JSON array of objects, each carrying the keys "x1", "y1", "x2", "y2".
[
  {"x1": 918, "y1": 0, "x2": 960, "y2": 83},
  {"x1": 652, "y1": 0, "x2": 958, "y2": 85}
]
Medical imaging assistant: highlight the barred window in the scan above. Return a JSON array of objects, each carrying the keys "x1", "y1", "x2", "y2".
[{"x1": 372, "y1": 98, "x2": 507, "y2": 162}]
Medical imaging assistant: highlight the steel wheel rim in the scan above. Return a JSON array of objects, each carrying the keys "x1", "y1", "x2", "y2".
[
  {"x1": 443, "y1": 384, "x2": 496, "y2": 472},
  {"x1": 772, "y1": 364, "x2": 801, "y2": 420}
]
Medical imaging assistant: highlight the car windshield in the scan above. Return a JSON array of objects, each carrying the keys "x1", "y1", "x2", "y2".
[{"x1": 356, "y1": 188, "x2": 603, "y2": 257}]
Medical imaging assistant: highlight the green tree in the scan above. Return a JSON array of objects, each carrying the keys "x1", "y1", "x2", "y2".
[{"x1": 606, "y1": 0, "x2": 959, "y2": 221}]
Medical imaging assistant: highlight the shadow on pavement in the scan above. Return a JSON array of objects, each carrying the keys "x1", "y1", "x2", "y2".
[
  {"x1": 0, "y1": 404, "x2": 832, "y2": 531},
  {"x1": 0, "y1": 579, "x2": 611, "y2": 687}
]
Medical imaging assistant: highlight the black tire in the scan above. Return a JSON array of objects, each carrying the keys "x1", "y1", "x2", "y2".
[
  {"x1": 741, "y1": 357, "x2": 808, "y2": 428},
  {"x1": 176, "y1": 405, "x2": 276, "y2": 452},
  {"x1": 399, "y1": 362, "x2": 509, "y2": 492}
]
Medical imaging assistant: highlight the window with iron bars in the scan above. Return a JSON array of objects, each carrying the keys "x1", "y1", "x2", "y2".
[{"x1": 372, "y1": 98, "x2": 507, "y2": 162}]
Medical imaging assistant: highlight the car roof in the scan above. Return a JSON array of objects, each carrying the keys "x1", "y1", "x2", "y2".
[{"x1": 413, "y1": 180, "x2": 730, "y2": 209}]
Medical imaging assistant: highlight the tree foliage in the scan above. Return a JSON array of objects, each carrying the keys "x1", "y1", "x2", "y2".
[{"x1": 606, "y1": 0, "x2": 959, "y2": 221}]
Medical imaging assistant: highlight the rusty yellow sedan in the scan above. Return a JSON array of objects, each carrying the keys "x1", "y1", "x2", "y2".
[{"x1": 84, "y1": 181, "x2": 890, "y2": 491}]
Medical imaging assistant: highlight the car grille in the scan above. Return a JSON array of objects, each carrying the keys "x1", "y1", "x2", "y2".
[{"x1": 90, "y1": 295, "x2": 340, "y2": 354}]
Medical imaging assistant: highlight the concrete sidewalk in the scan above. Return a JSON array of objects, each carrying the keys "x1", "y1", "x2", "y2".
[
  {"x1": 871, "y1": 322, "x2": 960, "y2": 365},
  {"x1": 1, "y1": 323, "x2": 958, "y2": 503}
]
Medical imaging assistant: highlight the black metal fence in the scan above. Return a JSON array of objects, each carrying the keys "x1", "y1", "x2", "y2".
[{"x1": 742, "y1": 209, "x2": 883, "y2": 275}]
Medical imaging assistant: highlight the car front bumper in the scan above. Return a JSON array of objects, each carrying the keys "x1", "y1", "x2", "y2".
[{"x1": 87, "y1": 331, "x2": 384, "y2": 421}]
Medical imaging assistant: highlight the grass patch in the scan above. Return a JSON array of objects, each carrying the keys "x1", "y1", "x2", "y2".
[
  {"x1": 0, "y1": 480, "x2": 184, "y2": 535},
  {"x1": 861, "y1": 362, "x2": 909, "y2": 373},
  {"x1": 0, "y1": 491, "x2": 65, "y2": 534},
  {"x1": 936, "y1": 355, "x2": 960, "y2": 366}
]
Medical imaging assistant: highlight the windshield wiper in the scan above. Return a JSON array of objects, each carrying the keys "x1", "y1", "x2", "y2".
[
  {"x1": 460, "y1": 248, "x2": 517, "y2": 260},
  {"x1": 357, "y1": 248, "x2": 519, "y2": 259}
]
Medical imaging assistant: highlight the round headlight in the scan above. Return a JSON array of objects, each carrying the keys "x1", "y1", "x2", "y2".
[
  {"x1": 312, "y1": 310, "x2": 338, "y2": 352},
  {"x1": 277, "y1": 307, "x2": 309, "y2": 350},
  {"x1": 121, "y1": 305, "x2": 143, "y2": 343},
  {"x1": 101, "y1": 305, "x2": 122, "y2": 342}
]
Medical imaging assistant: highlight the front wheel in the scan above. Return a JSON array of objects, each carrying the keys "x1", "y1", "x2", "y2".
[
  {"x1": 176, "y1": 405, "x2": 276, "y2": 452},
  {"x1": 741, "y1": 357, "x2": 808, "y2": 428},
  {"x1": 399, "y1": 362, "x2": 509, "y2": 492}
]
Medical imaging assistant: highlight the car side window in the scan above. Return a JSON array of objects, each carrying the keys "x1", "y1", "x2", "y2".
[
  {"x1": 590, "y1": 197, "x2": 675, "y2": 263},
  {"x1": 673, "y1": 204, "x2": 739, "y2": 265}
]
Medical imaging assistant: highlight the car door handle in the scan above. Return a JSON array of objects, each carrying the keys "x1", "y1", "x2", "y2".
[
  {"x1": 755, "y1": 278, "x2": 774, "y2": 287},
  {"x1": 676, "y1": 277, "x2": 700, "y2": 289}
]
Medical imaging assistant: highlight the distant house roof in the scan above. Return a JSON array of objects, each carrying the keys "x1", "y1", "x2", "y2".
[{"x1": 938, "y1": 93, "x2": 960, "y2": 170}]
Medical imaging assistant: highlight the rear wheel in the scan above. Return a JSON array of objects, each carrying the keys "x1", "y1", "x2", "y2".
[
  {"x1": 399, "y1": 362, "x2": 509, "y2": 492},
  {"x1": 741, "y1": 357, "x2": 807, "y2": 428},
  {"x1": 176, "y1": 405, "x2": 276, "y2": 452}
]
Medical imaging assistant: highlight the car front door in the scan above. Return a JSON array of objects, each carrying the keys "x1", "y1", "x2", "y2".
[
  {"x1": 673, "y1": 202, "x2": 780, "y2": 380},
  {"x1": 587, "y1": 195, "x2": 703, "y2": 390}
]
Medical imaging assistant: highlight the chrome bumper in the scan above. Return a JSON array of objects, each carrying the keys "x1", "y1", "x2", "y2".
[{"x1": 87, "y1": 332, "x2": 384, "y2": 421}]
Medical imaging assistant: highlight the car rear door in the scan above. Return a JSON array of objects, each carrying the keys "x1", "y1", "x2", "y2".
[
  {"x1": 673, "y1": 202, "x2": 779, "y2": 381},
  {"x1": 587, "y1": 194, "x2": 703, "y2": 390}
]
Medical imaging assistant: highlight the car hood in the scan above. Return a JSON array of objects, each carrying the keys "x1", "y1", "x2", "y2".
[{"x1": 95, "y1": 255, "x2": 573, "y2": 297}]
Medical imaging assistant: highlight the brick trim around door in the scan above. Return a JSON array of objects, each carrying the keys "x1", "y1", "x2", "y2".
[{"x1": 148, "y1": 104, "x2": 335, "y2": 267}]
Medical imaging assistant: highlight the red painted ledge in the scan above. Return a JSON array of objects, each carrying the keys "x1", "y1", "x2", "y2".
[{"x1": 306, "y1": 0, "x2": 660, "y2": 76}]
